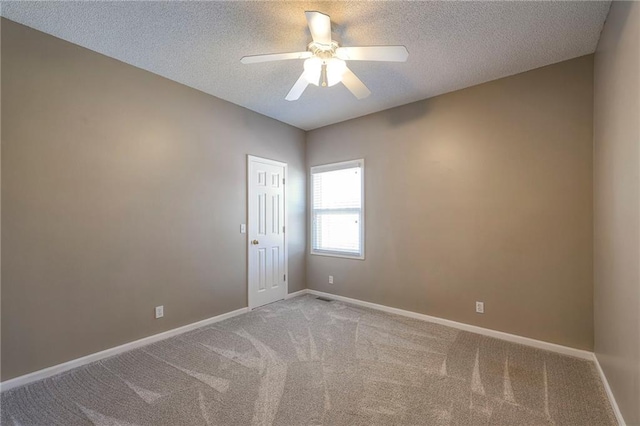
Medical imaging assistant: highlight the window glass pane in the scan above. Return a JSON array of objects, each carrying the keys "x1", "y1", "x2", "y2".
[
  {"x1": 313, "y1": 212, "x2": 360, "y2": 254},
  {"x1": 313, "y1": 167, "x2": 361, "y2": 210}
]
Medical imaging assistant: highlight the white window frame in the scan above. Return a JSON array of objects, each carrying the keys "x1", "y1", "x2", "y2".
[{"x1": 309, "y1": 159, "x2": 365, "y2": 260}]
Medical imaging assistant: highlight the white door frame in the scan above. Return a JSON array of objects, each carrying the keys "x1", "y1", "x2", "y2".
[{"x1": 247, "y1": 155, "x2": 288, "y2": 310}]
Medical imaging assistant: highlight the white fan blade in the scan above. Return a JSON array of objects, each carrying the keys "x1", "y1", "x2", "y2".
[
  {"x1": 241, "y1": 51, "x2": 312, "y2": 64},
  {"x1": 305, "y1": 11, "x2": 332, "y2": 46},
  {"x1": 342, "y1": 67, "x2": 371, "y2": 100},
  {"x1": 336, "y1": 46, "x2": 409, "y2": 62},
  {"x1": 286, "y1": 72, "x2": 310, "y2": 101}
]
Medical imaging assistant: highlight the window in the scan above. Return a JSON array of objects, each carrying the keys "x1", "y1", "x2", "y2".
[{"x1": 310, "y1": 159, "x2": 364, "y2": 259}]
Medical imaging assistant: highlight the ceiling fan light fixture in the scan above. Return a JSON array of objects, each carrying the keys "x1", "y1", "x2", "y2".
[
  {"x1": 326, "y1": 58, "x2": 347, "y2": 87},
  {"x1": 304, "y1": 57, "x2": 322, "y2": 86},
  {"x1": 304, "y1": 57, "x2": 347, "y2": 87}
]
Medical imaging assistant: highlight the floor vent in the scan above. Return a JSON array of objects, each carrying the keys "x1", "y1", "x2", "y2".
[{"x1": 316, "y1": 296, "x2": 333, "y2": 302}]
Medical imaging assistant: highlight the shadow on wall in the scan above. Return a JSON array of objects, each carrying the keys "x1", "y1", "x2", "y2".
[{"x1": 383, "y1": 97, "x2": 430, "y2": 127}]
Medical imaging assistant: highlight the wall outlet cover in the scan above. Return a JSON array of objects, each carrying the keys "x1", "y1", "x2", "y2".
[
  {"x1": 329, "y1": 275, "x2": 334, "y2": 284},
  {"x1": 475, "y1": 301, "x2": 484, "y2": 314},
  {"x1": 155, "y1": 305, "x2": 164, "y2": 319}
]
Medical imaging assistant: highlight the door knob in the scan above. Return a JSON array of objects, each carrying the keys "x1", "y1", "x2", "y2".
[{"x1": 251, "y1": 240, "x2": 259, "y2": 245}]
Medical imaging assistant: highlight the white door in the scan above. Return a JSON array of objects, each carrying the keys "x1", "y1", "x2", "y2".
[{"x1": 248, "y1": 155, "x2": 287, "y2": 309}]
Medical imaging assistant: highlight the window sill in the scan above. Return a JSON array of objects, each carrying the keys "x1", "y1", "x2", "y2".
[{"x1": 310, "y1": 251, "x2": 365, "y2": 261}]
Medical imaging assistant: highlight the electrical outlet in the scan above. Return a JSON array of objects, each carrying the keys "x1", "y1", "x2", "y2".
[
  {"x1": 155, "y1": 305, "x2": 164, "y2": 319},
  {"x1": 475, "y1": 301, "x2": 484, "y2": 314},
  {"x1": 329, "y1": 275, "x2": 334, "y2": 284}
]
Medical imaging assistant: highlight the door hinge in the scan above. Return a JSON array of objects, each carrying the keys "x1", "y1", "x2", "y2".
[{"x1": 284, "y1": 274, "x2": 286, "y2": 281}]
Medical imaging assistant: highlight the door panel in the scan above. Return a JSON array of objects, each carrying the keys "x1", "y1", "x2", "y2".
[
  {"x1": 272, "y1": 194, "x2": 280, "y2": 234},
  {"x1": 258, "y1": 193, "x2": 266, "y2": 236},
  {"x1": 258, "y1": 248, "x2": 266, "y2": 291},
  {"x1": 248, "y1": 156, "x2": 287, "y2": 309},
  {"x1": 271, "y1": 246, "x2": 280, "y2": 288}
]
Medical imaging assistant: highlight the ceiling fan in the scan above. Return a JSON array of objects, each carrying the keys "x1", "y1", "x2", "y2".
[{"x1": 240, "y1": 11, "x2": 409, "y2": 101}]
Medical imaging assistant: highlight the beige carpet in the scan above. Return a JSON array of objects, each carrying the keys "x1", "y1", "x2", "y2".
[{"x1": 1, "y1": 295, "x2": 616, "y2": 425}]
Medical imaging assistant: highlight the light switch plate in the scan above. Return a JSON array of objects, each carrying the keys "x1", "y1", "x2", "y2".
[{"x1": 240, "y1": 224, "x2": 246, "y2": 234}]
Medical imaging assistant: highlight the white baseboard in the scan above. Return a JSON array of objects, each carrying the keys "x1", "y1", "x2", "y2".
[
  {"x1": 593, "y1": 354, "x2": 626, "y2": 425},
  {"x1": 310, "y1": 288, "x2": 623, "y2": 423},
  {"x1": 0, "y1": 306, "x2": 249, "y2": 392},
  {"x1": 285, "y1": 289, "x2": 307, "y2": 299},
  {"x1": 306, "y1": 289, "x2": 593, "y2": 360},
  {"x1": 2, "y1": 287, "x2": 622, "y2": 425},
  {"x1": 2, "y1": 292, "x2": 310, "y2": 392}
]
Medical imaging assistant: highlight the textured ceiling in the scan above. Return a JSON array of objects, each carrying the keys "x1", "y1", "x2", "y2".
[{"x1": 1, "y1": 1, "x2": 611, "y2": 130}]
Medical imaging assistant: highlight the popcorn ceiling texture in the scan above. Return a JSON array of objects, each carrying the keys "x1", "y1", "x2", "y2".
[
  {"x1": 0, "y1": 296, "x2": 616, "y2": 425},
  {"x1": 0, "y1": 1, "x2": 610, "y2": 130}
]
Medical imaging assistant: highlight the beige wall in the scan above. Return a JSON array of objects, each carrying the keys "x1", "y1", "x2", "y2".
[
  {"x1": 307, "y1": 56, "x2": 595, "y2": 350},
  {"x1": 594, "y1": 1, "x2": 640, "y2": 425},
  {"x1": 0, "y1": 19, "x2": 306, "y2": 381}
]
